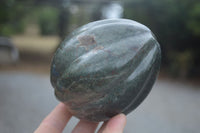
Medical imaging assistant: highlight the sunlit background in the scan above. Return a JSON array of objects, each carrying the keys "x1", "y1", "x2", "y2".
[{"x1": 0, "y1": 0, "x2": 200, "y2": 133}]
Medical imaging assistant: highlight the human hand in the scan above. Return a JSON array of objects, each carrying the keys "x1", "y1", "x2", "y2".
[{"x1": 34, "y1": 103, "x2": 126, "y2": 133}]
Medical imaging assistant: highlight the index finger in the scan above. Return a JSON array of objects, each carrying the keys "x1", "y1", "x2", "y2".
[{"x1": 34, "y1": 103, "x2": 72, "y2": 133}]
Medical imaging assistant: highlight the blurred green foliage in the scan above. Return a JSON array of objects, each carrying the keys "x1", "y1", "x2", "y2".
[
  {"x1": 187, "y1": 3, "x2": 200, "y2": 36},
  {"x1": 169, "y1": 51, "x2": 194, "y2": 78},
  {"x1": 0, "y1": 0, "x2": 199, "y2": 78},
  {"x1": 0, "y1": 0, "x2": 28, "y2": 36},
  {"x1": 38, "y1": 7, "x2": 59, "y2": 35},
  {"x1": 123, "y1": 0, "x2": 200, "y2": 78}
]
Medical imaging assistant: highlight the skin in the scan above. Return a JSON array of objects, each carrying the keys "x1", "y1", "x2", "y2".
[{"x1": 34, "y1": 103, "x2": 126, "y2": 133}]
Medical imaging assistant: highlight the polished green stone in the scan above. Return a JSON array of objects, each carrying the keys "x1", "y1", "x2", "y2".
[{"x1": 50, "y1": 19, "x2": 161, "y2": 122}]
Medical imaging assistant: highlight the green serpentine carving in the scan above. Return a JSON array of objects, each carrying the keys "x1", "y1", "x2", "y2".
[{"x1": 50, "y1": 19, "x2": 161, "y2": 122}]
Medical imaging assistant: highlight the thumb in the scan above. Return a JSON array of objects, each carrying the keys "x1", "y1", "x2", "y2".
[{"x1": 98, "y1": 114, "x2": 126, "y2": 133}]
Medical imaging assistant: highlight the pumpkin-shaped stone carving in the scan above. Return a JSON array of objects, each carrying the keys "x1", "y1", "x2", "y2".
[{"x1": 51, "y1": 19, "x2": 161, "y2": 122}]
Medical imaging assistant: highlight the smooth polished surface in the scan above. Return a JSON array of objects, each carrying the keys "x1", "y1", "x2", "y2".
[{"x1": 51, "y1": 19, "x2": 161, "y2": 122}]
